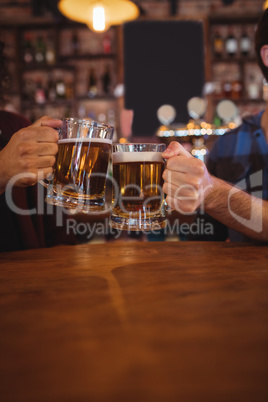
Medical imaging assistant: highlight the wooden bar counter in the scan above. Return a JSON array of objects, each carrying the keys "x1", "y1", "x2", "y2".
[{"x1": 0, "y1": 241, "x2": 268, "y2": 402}]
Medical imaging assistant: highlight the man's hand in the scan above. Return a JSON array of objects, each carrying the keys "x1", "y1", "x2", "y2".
[
  {"x1": 0, "y1": 116, "x2": 62, "y2": 194},
  {"x1": 162, "y1": 141, "x2": 213, "y2": 214}
]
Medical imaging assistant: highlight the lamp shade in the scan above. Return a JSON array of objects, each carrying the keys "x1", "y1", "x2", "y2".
[{"x1": 58, "y1": 0, "x2": 140, "y2": 31}]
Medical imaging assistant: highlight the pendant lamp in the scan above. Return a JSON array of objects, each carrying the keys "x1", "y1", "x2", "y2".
[{"x1": 58, "y1": 0, "x2": 140, "y2": 32}]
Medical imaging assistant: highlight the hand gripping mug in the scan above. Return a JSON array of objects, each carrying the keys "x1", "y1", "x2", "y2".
[
  {"x1": 110, "y1": 143, "x2": 167, "y2": 231},
  {"x1": 41, "y1": 118, "x2": 114, "y2": 212}
]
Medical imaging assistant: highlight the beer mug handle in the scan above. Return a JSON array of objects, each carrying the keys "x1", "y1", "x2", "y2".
[
  {"x1": 39, "y1": 179, "x2": 49, "y2": 188},
  {"x1": 39, "y1": 174, "x2": 53, "y2": 189}
]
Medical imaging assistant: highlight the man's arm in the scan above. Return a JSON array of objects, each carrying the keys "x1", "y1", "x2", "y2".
[
  {"x1": 205, "y1": 176, "x2": 268, "y2": 241},
  {"x1": 162, "y1": 141, "x2": 268, "y2": 242},
  {"x1": 0, "y1": 116, "x2": 61, "y2": 195}
]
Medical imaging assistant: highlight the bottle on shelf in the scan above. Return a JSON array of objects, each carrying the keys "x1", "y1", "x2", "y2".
[
  {"x1": 55, "y1": 74, "x2": 66, "y2": 99},
  {"x1": 65, "y1": 79, "x2": 74, "y2": 99},
  {"x1": 213, "y1": 81, "x2": 223, "y2": 100},
  {"x1": 45, "y1": 35, "x2": 56, "y2": 65},
  {"x1": 247, "y1": 74, "x2": 260, "y2": 100},
  {"x1": 34, "y1": 80, "x2": 46, "y2": 104},
  {"x1": 47, "y1": 74, "x2": 57, "y2": 102},
  {"x1": 23, "y1": 78, "x2": 35, "y2": 100},
  {"x1": 23, "y1": 33, "x2": 34, "y2": 64},
  {"x1": 231, "y1": 74, "x2": 242, "y2": 100},
  {"x1": 71, "y1": 30, "x2": 79, "y2": 55},
  {"x1": 34, "y1": 36, "x2": 46, "y2": 64},
  {"x1": 213, "y1": 29, "x2": 224, "y2": 58},
  {"x1": 87, "y1": 68, "x2": 98, "y2": 98},
  {"x1": 223, "y1": 80, "x2": 232, "y2": 98},
  {"x1": 240, "y1": 28, "x2": 251, "y2": 57},
  {"x1": 103, "y1": 33, "x2": 111, "y2": 54},
  {"x1": 225, "y1": 28, "x2": 238, "y2": 58},
  {"x1": 101, "y1": 65, "x2": 112, "y2": 95}
]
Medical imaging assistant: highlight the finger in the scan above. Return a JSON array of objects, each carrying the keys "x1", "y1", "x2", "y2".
[
  {"x1": 38, "y1": 167, "x2": 53, "y2": 179},
  {"x1": 163, "y1": 181, "x2": 199, "y2": 201},
  {"x1": 162, "y1": 141, "x2": 192, "y2": 159},
  {"x1": 166, "y1": 194, "x2": 199, "y2": 215},
  {"x1": 17, "y1": 126, "x2": 59, "y2": 143},
  {"x1": 163, "y1": 168, "x2": 186, "y2": 185},
  {"x1": 37, "y1": 155, "x2": 56, "y2": 169},
  {"x1": 37, "y1": 142, "x2": 58, "y2": 156},
  {"x1": 16, "y1": 172, "x2": 38, "y2": 187},
  {"x1": 165, "y1": 155, "x2": 205, "y2": 176},
  {"x1": 32, "y1": 116, "x2": 62, "y2": 129},
  {"x1": 30, "y1": 126, "x2": 59, "y2": 143},
  {"x1": 163, "y1": 166, "x2": 202, "y2": 189}
]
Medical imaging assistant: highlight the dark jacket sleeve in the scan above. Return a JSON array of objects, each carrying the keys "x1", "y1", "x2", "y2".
[{"x1": 0, "y1": 110, "x2": 78, "y2": 251}]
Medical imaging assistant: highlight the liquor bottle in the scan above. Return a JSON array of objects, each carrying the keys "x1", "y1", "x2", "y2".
[
  {"x1": 34, "y1": 80, "x2": 46, "y2": 104},
  {"x1": 23, "y1": 33, "x2": 34, "y2": 64},
  {"x1": 71, "y1": 31, "x2": 79, "y2": 55},
  {"x1": 103, "y1": 34, "x2": 111, "y2": 54},
  {"x1": 223, "y1": 80, "x2": 232, "y2": 98},
  {"x1": 47, "y1": 74, "x2": 56, "y2": 101},
  {"x1": 213, "y1": 30, "x2": 224, "y2": 58},
  {"x1": 225, "y1": 28, "x2": 238, "y2": 57},
  {"x1": 55, "y1": 75, "x2": 66, "y2": 99},
  {"x1": 35, "y1": 36, "x2": 46, "y2": 63},
  {"x1": 102, "y1": 65, "x2": 112, "y2": 95},
  {"x1": 45, "y1": 35, "x2": 56, "y2": 65},
  {"x1": 247, "y1": 74, "x2": 260, "y2": 100},
  {"x1": 23, "y1": 78, "x2": 35, "y2": 100},
  {"x1": 87, "y1": 68, "x2": 98, "y2": 98},
  {"x1": 213, "y1": 81, "x2": 223, "y2": 100},
  {"x1": 240, "y1": 29, "x2": 251, "y2": 57},
  {"x1": 231, "y1": 74, "x2": 242, "y2": 100},
  {"x1": 65, "y1": 79, "x2": 74, "y2": 99}
]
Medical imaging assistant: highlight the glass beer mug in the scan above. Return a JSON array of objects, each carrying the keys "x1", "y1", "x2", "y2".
[
  {"x1": 110, "y1": 143, "x2": 167, "y2": 231},
  {"x1": 41, "y1": 118, "x2": 114, "y2": 212}
]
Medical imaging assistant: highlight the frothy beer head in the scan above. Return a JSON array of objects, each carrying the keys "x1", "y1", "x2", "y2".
[
  {"x1": 113, "y1": 151, "x2": 163, "y2": 164},
  {"x1": 58, "y1": 137, "x2": 112, "y2": 145}
]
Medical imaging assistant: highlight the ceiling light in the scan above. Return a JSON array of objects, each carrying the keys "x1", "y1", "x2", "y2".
[{"x1": 58, "y1": 0, "x2": 140, "y2": 32}]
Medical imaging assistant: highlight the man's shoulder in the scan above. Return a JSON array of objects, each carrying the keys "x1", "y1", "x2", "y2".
[
  {"x1": 0, "y1": 109, "x2": 31, "y2": 128},
  {"x1": 0, "y1": 109, "x2": 31, "y2": 147},
  {"x1": 211, "y1": 111, "x2": 263, "y2": 157}
]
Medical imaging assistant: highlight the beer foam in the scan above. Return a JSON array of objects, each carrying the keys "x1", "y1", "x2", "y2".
[
  {"x1": 113, "y1": 152, "x2": 164, "y2": 164},
  {"x1": 58, "y1": 137, "x2": 112, "y2": 145}
]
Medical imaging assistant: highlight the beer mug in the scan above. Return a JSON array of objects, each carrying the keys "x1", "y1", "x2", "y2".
[
  {"x1": 42, "y1": 118, "x2": 114, "y2": 212},
  {"x1": 111, "y1": 143, "x2": 167, "y2": 231}
]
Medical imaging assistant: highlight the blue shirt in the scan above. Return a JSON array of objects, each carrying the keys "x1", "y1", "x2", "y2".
[{"x1": 205, "y1": 111, "x2": 268, "y2": 241}]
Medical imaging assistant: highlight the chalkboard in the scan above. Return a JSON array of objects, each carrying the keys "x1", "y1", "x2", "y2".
[{"x1": 124, "y1": 20, "x2": 205, "y2": 137}]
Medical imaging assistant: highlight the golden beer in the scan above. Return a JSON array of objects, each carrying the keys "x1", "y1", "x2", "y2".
[
  {"x1": 111, "y1": 148, "x2": 166, "y2": 230},
  {"x1": 52, "y1": 137, "x2": 112, "y2": 208},
  {"x1": 43, "y1": 118, "x2": 114, "y2": 212}
]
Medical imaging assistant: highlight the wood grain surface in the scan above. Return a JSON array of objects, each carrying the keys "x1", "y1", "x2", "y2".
[{"x1": 0, "y1": 241, "x2": 268, "y2": 402}]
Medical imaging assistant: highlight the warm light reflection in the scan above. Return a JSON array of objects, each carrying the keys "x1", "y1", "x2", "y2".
[{"x1": 93, "y1": 5, "x2": 106, "y2": 32}]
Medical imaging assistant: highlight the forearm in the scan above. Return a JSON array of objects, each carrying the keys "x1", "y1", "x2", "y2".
[{"x1": 205, "y1": 176, "x2": 268, "y2": 241}]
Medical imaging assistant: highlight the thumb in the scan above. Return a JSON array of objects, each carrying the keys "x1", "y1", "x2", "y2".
[{"x1": 162, "y1": 141, "x2": 192, "y2": 159}]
